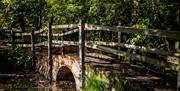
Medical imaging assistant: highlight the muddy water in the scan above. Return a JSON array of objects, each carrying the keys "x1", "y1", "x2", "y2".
[{"x1": 0, "y1": 76, "x2": 76, "y2": 91}]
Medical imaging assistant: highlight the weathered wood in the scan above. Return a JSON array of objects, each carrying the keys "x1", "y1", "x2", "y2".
[
  {"x1": 86, "y1": 53, "x2": 114, "y2": 61},
  {"x1": 79, "y1": 20, "x2": 85, "y2": 89},
  {"x1": 31, "y1": 29, "x2": 35, "y2": 71},
  {"x1": 4, "y1": 42, "x2": 31, "y2": 44},
  {"x1": 48, "y1": 18, "x2": 53, "y2": 81},
  {"x1": 11, "y1": 31, "x2": 15, "y2": 49},
  {"x1": 85, "y1": 24, "x2": 180, "y2": 40},
  {"x1": 86, "y1": 44, "x2": 179, "y2": 71},
  {"x1": 52, "y1": 40, "x2": 79, "y2": 45},
  {"x1": 41, "y1": 29, "x2": 78, "y2": 37},
  {"x1": 51, "y1": 24, "x2": 78, "y2": 29},
  {"x1": 5, "y1": 41, "x2": 78, "y2": 47},
  {"x1": 12, "y1": 44, "x2": 32, "y2": 47},
  {"x1": 177, "y1": 69, "x2": 180, "y2": 90},
  {"x1": 87, "y1": 41, "x2": 180, "y2": 58},
  {"x1": 177, "y1": 47, "x2": 180, "y2": 91},
  {"x1": 0, "y1": 74, "x2": 34, "y2": 77},
  {"x1": 16, "y1": 41, "x2": 78, "y2": 47},
  {"x1": 61, "y1": 30, "x2": 65, "y2": 55},
  {"x1": 15, "y1": 27, "x2": 47, "y2": 36},
  {"x1": 40, "y1": 30, "x2": 43, "y2": 52},
  {"x1": 36, "y1": 40, "x2": 78, "y2": 46},
  {"x1": 10, "y1": 40, "x2": 180, "y2": 58},
  {"x1": 118, "y1": 32, "x2": 121, "y2": 59}
]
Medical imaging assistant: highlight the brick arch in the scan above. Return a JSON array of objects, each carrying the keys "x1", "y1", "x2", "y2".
[{"x1": 52, "y1": 55, "x2": 81, "y2": 91}]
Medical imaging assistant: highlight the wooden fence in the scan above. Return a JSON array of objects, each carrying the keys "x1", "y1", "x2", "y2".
[{"x1": 1, "y1": 22, "x2": 180, "y2": 90}]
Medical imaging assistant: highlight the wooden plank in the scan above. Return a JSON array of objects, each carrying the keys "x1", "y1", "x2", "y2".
[
  {"x1": 11, "y1": 31, "x2": 15, "y2": 49},
  {"x1": 118, "y1": 32, "x2": 121, "y2": 59},
  {"x1": 41, "y1": 29, "x2": 78, "y2": 37},
  {"x1": 85, "y1": 24, "x2": 180, "y2": 40},
  {"x1": 86, "y1": 53, "x2": 114, "y2": 60},
  {"x1": 86, "y1": 44, "x2": 179, "y2": 71},
  {"x1": 31, "y1": 29, "x2": 35, "y2": 71},
  {"x1": 15, "y1": 40, "x2": 180, "y2": 58},
  {"x1": 177, "y1": 47, "x2": 180, "y2": 91},
  {"x1": 52, "y1": 40, "x2": 79, "y2": 45},
  {"x1": 6, "y1": 44, "x2": 31, "y2": 47},
  {"x1": 29, "y1": 40, "x2": 78, "y2": 47},
  {"x1": 61, "y1": 30, "x2": 65, "y2": 55},
  {"x1": 177, "y1": 71, "x2": 180, "y2": 90},
  {"x1": 51, "y1": 24, "x2": 78, "y2": 29},
  {"x1": 15, "y1": 33, "x2": 31, "y2": 36},
  {"x1": 4, "y1": 42, "x2": 31, "y2": 44},
  {"x1": 5, "y1": 40, "x2": 180, "y2": 58},
  {"x1": 48, "y1": 19, "x2": 53, "y2": 81},
  {"x1": 6, "y1": 42, "x2": 78, "y2": 47},
  {"x1": 87, "y1": 41, "x2": 180, "y2": 58},
  {"x1": 79, "y1": 20, "x2": 85, "y2": 89},
  {"x1": 15, "y1": 27, "x2": 47, "y2": 36},
  {"x1": 0, "y1": 74, "x2": 34, "y2": 77}
]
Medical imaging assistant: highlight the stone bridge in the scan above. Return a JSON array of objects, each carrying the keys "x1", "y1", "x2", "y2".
[
  {"x1": 35, "y1": 46, "x2": 126, "y2": 91},
  {"x1": 0, "y1": 22, "x2": 178, "y2": 90},
  {"x1": 37, "y1": 54, "x2": 81, "y2": 90},
  {"x1": 36, "y1": 51, "x2": 176, "y2": 91},
  {"x1": 34, "y1": 43, "x2": 177, "y2": 91},
  {"x1": 0, "y1": 21, "x2": 177, "y2": 91}
]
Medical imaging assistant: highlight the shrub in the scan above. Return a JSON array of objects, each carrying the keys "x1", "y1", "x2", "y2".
[
  {"x1": 7, "y1": 47, "x2": 32, "y2": 68},
  {"x1": 84, "y1": 73, "x2": 108, "y2": 91}
]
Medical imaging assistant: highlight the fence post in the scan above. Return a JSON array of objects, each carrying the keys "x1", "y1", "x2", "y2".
[
  {"x1": 79, "y1": 19, "x2": 85, "y2": 90},
  {"x1": 178, "y1": 70, "x2": 180, "y2": 90},
  {"x1": 11, "y1": 30, "x2": 15, "y2": 49},
  {"x1": 177, "y1": 53, "x2": 180, "y2": 91},
  {"x1": 48, "y1": 17, "x2": 53, "y2": 81},
  {"x1": 40, "y1": 30, "x2": 43, "y2": 52},
  {"x1": 31, "y1": 29, "x2": 35, "y2": 72},
  {"x1": 61, "y1": 30, "x2": 65, "y2": 55},
  {"x1": 118, "y1": 23, "x2": 122, "y2": 59},
  {"x1": 177, "y1": 42, "x2": 180, "y2": 91}
]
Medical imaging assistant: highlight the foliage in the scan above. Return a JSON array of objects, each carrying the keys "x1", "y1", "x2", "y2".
[
  {"x1": 0, "y1": 0, "x2": 179, "y2": 29},
  {"x1": 0, "y1": 0, "x2": 178, "y2": 67},
  {"x1": 127, "y1": 18, "x2": 169, "y2": 51},
  {"x1": 7, "y1": 47, "x2": 32, "y2": 68},
  {"x1": 84, "y1": 72, "x2": 143, "y2": 91},
  {"x1": 0, "y1": 0, "x2": 46, "y2": 30},
  {"x1": 83, "y1": 73, "x2": 108, "y2": 91}
]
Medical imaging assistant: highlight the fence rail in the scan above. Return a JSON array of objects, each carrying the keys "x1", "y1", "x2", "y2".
[
  {"x1": 15, "y1": 27, "x2": 47, "y2": 36},
  {"x1": 85, "y1": 24, "x2": 180, "y2": 40},
  {"x1": 1, "y1": 23, "x2": 180, "y2": 90}
]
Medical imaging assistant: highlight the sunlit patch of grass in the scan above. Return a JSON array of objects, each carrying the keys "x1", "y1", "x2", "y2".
[{"x1": 84, "y1": 73, "x2": 108, "y2": 91}]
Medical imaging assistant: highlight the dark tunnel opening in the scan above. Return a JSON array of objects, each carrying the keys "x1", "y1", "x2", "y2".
[
  {"x1": 56, "y1": 66, "x2": 76, "y2": 90},
  {"x1": 57, "y1": 66, "x2": 75, "y2": 82}
]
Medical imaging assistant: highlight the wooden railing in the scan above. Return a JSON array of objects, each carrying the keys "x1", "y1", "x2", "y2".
[
  {"x1": 49, "y1": 23, "x2": 180, "y2": 90},
  {"x1": 2, "y1": 23, "x2": 180, "y2": 90}
]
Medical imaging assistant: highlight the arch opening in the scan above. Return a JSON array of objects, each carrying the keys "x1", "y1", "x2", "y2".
[
  {"x1": 56, "y1": 66, "x2": 76, "y2": 90},
  {"x1": 57, "y1": 66, "x2": 75, "y2": 82}
]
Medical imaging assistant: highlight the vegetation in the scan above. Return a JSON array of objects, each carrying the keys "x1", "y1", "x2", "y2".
[
  {"x1": 0, "y1": 47, "x2": 32, "y2": 70},
  {"x1": 84, "y1": 72, "x2": 143, "y2": 91},
  {"x1": 0, "y1": 0, "x2": 179, "y2": 90},
  {"x1": 84, "y1": 73, "x2": 108, "y2": 91},
  {"x1": 7, "y1": 47, "x2": 32, "y2": 68},
  {"x1": 0, "y1": 0, "x2": 179, "y2": 29},
  {"x1": 0, "y1": 0, "x2": 179, "y2": 51}
]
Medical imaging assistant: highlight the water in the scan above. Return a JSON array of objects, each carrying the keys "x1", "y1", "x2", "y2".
[{"x1": 0, "y1": 76, "x2": 76, "y2": 91}]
